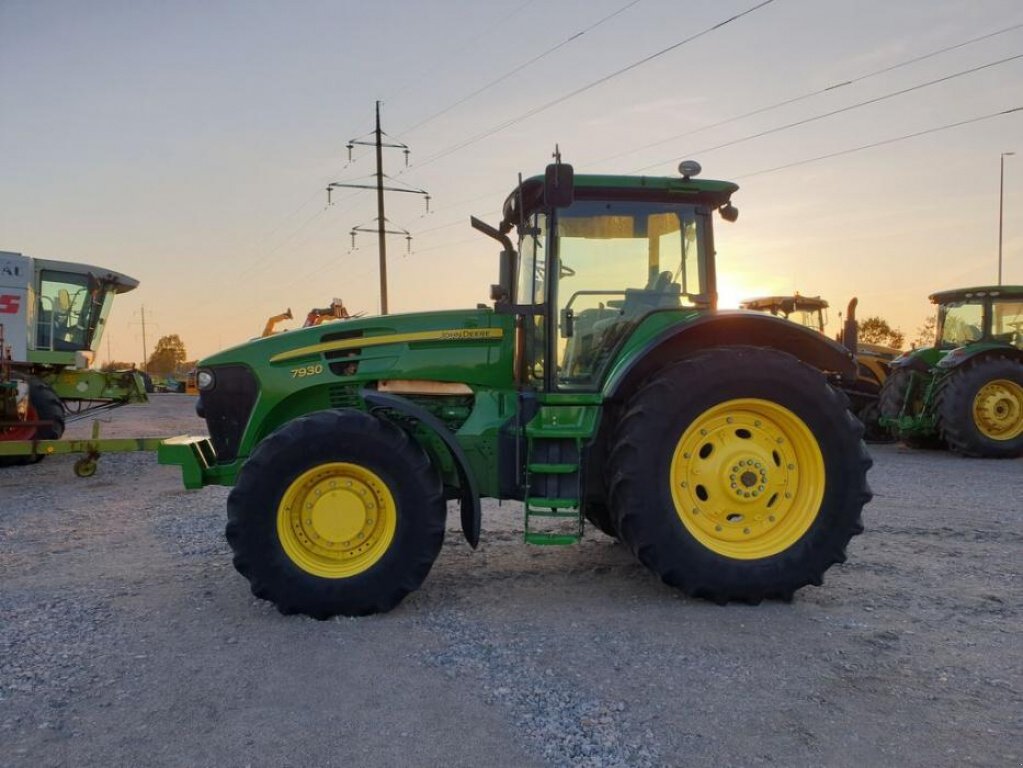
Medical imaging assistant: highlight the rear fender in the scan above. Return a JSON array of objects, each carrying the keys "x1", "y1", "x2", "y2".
[
  {"x1": 936, "y1": 343, "x2": 1023, "y2": 371},
  {"x1": 603, "y1": 311, "x2": 856, "y2": 402},
  {"x1": 361, "y1": 389, "x2": 481, "y2": 548}
]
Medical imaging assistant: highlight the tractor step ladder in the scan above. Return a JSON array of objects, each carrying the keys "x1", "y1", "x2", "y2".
[{"x1": 523, "y1": 406, "x2": 589, "y2": 546}]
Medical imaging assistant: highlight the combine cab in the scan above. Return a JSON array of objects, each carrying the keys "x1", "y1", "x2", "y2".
[
  {"x1": 161, "y1": 159, "x2": 871, "y2": 618},
  {"x1": 0, "y1": 250, "x2": 146, "y2": 465},
  {"x1": 879, "y1": 286, "x2": 1023, "y2": 457}
]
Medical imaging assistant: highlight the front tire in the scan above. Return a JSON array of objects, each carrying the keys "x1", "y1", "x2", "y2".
[
  {"x1": 226, "y1": 409, "x2": 446, "y2": 618},
  {"x1": 608, "y1": 347, "x2": 871, "y2": 603},
  {"x1": 935, "y1": 356, "x2": 1023, "y2": 458},
  {"x1": 0, "y1": 377, "x2": 65, "y2": 467}
]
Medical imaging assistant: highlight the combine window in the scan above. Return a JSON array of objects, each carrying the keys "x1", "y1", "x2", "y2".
[{"x1": 36, "y1": 270, "x2": 111, "y2": 352}]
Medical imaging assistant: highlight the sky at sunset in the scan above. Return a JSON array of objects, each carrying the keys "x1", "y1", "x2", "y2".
[{"x1": 2, "y1": 0, "x2": 1021, "y2": 364}]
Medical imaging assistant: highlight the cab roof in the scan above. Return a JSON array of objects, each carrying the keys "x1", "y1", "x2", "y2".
[
  {"x1": 929, "y1": 285, "x2": 1023, "y2": 304},
  {"x1": 740, "y1": 295, "x2": 829, "y2": 313},
  {"x1": 502, "y1": 173, "x2": 739, "y2": 229}
]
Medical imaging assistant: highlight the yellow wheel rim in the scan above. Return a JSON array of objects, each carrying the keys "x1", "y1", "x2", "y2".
[
  {"x1": 277, "y1": 462, "x2": 397, "y2": 578},
  {"x1": 669, "y1": 398, "x2": 825, "y2": 560},
  {"x1": 972, "y1": 379, "x2": 1023, "y2": 441}
]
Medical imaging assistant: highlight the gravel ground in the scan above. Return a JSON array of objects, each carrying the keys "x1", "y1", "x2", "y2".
[{"x1": 1, "y1": 395, "x2": 1020, "y2": 767}]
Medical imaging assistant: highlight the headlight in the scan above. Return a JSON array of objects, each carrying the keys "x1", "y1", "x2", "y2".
[{"x1": 197, "y1": 369, "x2": 215, "y2": 390}]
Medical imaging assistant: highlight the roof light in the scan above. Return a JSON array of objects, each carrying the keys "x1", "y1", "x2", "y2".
[{"x1": 678, "y1": 160, "x2": 702, "y2": 179}]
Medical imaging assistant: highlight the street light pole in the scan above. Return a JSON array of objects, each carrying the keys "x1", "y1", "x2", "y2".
[{"x1": 999, "y1": 151, "x2": 1015, "y2": 286}]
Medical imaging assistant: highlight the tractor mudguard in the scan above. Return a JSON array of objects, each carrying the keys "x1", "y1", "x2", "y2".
[
  {"x1": 936, "y1": 342, "x2": 1023, "y2": 371},
  {"x1": 604, "y1": 311, "x2": 856, "y2": 400},
  {"x1": 362, "y1": 389, "x2": 481, "y2": 549}
]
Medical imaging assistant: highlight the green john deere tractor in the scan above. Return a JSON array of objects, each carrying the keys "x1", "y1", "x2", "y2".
[
  {"x1": 879, "y1": 286, "x2": 1023, "y2": 457},
  {"x1": 160, "y1": 159, "x2": 872, "y2": 618}
]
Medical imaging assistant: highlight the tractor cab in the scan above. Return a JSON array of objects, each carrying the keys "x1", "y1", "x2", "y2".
[
  {"x1": 478, "y1": 160, "x2": 739, "y2": 390},
  {"x1": 931, "y1": 286, "x2": 1023, "y2": 350},
  {"x1": 740, "y1": 295, "x2": 828, "y2": 333}
]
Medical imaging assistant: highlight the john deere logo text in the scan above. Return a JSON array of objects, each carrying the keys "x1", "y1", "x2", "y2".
[{"x1": 440, "y1": 329, "x2": 492, "y2": 340}]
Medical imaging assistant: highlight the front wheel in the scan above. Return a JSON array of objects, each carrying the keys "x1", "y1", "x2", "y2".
[
  {"x1": 226, "y1": 409, "x2": 446, "y2": 618},
  {"x1": 0, "y1": 377, "x2": 65, "y2": 467},
  {"x1": 608, "y1": 347, "x2": 871, "y2": 603}
]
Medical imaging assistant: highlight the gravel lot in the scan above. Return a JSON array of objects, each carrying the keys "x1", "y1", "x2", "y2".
[{"x1": 1, "y1": 395, "x2": 1020, "y2": 767}]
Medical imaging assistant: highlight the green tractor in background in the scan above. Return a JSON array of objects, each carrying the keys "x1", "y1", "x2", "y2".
[
  {"x1": 879, "y1": 286, "x2": 1023, "y2": 457},
  {"x1": 160, "y1": 159, "x2": 872, "y2": 618},
  {"x1": 739, "y1": 294, "x2": 900, "y2": 441}
]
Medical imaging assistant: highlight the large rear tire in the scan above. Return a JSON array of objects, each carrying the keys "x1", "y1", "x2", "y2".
[
  {"x1": 608, "y1": 347, "x2": 870, "y2": 603},
  {"x1": 226, "y1": 409, "x2": 446, "y2": 618},
  {"x1": 935, "y1": 356, "x2": 1023, "y2": 458}
]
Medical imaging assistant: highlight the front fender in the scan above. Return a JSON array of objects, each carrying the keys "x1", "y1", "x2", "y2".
[
  {"x1": 362, "y1": 389, "x2": 481, "y2": 548},
  {"x1": 603, "y1": 311, "x2": 856, "y2": 401}
]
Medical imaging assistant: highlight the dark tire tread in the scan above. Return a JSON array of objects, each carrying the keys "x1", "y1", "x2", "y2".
[
  {"x1": 226, "y1": 409, "x2": 446, "y2": 618},
  {"x1": 934, "y1": 356, "x2": 1023, "y2": 458}
]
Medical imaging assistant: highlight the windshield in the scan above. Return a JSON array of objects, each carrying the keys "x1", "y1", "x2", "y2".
[
  {"x1": 937, "y1": 300, "x2": 984, "y2": 347},
  {"x1": 36, "y1": 270, "x2": 110, "y2": 353},
  {"x1": 554, "y1": 199, "x2": 709, "y2": 387}
]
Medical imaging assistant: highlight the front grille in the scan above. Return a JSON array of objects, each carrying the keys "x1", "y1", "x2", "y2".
[{"x1": 202, "y1": 364, "x2": 258, "y2": 463}]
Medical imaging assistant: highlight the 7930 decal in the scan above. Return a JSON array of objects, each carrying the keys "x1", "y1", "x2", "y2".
[{"x1": 290, "y1": 363, "x2": 324, "y2": 378}]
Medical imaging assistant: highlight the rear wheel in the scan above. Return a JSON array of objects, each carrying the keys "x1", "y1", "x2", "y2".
[
  {"x1": 226, "y1": 409, "x2": 446, "y2": 618},
  {"x1": 935, "y1": 357, "x2": 1023, "y2": 458},
  {"x1": 608, "y1": 347, "x2": 870, "y2": 603}
]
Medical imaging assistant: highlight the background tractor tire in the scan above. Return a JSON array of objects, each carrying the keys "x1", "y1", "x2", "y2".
[
  {"x1": 856, "y1": 400, "x2": 894, "y2": 444},
  {"x1": 226, "y1": 409, "x2": 446, "y2": 618},
  {"x1": 608, "y1": 347, "x2": 871, "y2": 604},
  {"x1": 935, "y1": 356, "x2": 1023, "y2": 458},
  {"x1": 878, "y1": 367, "x2": 944, "y2": 449},
  {"x1": 0, "y1": 376, "x2": 65, "y2": 467},
  {"x1": 583, "y1": 500, "x2": 617, "y2": 539}
]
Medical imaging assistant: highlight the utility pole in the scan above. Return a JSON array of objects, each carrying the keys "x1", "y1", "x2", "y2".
[
  {"x1": 132, "y1": 306, "x2": 152, "y2": 371},
  {"x1": 327, "y1": 101, "x2": 430, "y2": 315},
  {"x1": 998, "y1": 151, "x2": 1015, "y2": 285},
  {"x1": 140, "y1": 305, "x2": 148, "y2": 371}
]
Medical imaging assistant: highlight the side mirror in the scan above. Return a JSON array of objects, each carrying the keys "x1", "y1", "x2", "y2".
[{"x1": 544, "y1": 163, "x2": 574, "y2": 208}]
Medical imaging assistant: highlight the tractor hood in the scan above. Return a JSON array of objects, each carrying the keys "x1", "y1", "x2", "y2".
[{"x1": 200, "y1": 306, "x2": 514, "y2": 392}]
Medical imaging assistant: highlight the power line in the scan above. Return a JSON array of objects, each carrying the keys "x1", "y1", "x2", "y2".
[
  {"x1": 410, "y1": 107, "x2": 1021, "y2": 256},
  {"x1": 381, "y1": 0, "x2": 539, "y2": 103},
  {"x1": 588, "y1": 20, "x2": 1023, "y2": 167},
  {"x1": 734, "y1": 106, "x2": 1022, "y2": 179},
  {"x1": 397, "y1": 0, "x2": 645, "y2": 137},
  {"x1": 413, "y1": 0, "x2": 779, "y2": 169},
  {"x1": 635, "y1": 52, "x2": 1023, "y2": 172}
]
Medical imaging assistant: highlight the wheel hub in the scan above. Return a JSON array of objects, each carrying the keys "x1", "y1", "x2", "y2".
[
  {"x1": 670, "y1": 399, "x2": 825, "y2": 560},
  {"x1": 277, "y1": 462, "x2": 396, "y2": 578},
  {"x1": 972, "y1": 378, "x2": 1023, "y2": 441}
]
